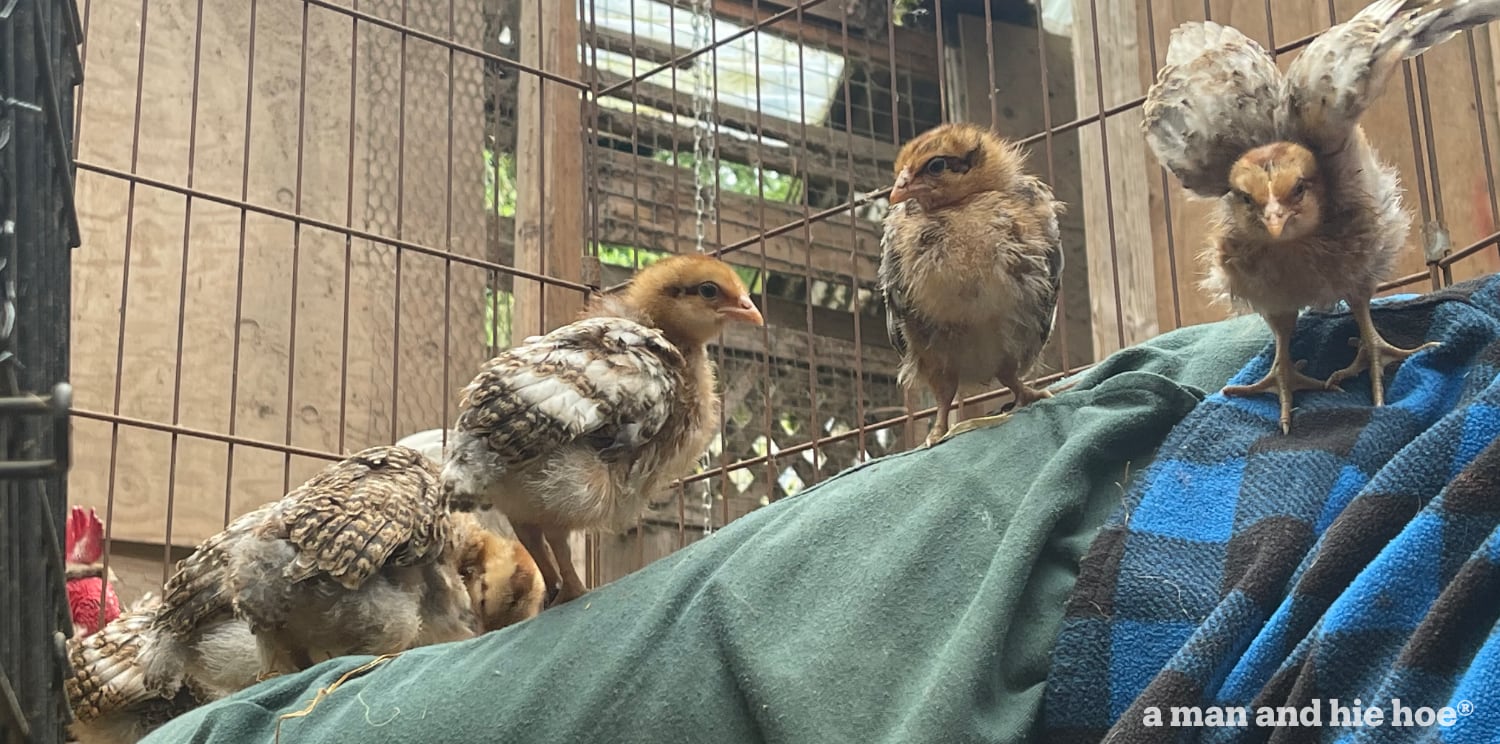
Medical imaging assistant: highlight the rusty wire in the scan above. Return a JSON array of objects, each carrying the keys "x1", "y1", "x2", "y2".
[{"x1": 69, "y1": 0, "x2": 1500, "y2": 594}]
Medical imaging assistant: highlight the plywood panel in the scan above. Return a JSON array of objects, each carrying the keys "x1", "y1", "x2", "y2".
[
  {"x1": 71, "y1": 0, "x2": 492, "y2": 547},
  {"x1": 1072, "y1": 0, "x2": 1160, "y2": 358}
]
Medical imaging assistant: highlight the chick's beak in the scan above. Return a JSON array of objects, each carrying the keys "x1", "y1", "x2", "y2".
[
  {"x1": 1263, "y1": 202, "x2": 1288, "y2": 239},
  {"x1": 889, "y1": 168, "x2": 913, "y2": 205},
  {"x1": 721, "y1": 294, "x2": 764, "y2": 326}
]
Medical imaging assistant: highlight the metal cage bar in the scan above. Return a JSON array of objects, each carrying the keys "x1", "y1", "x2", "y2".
[{"x1": 0, "y1": 0, "x2": 81, "y2": 741}]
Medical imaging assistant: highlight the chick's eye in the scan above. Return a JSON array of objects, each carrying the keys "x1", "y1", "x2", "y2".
[
  {"x1": 925, "y1": 158, "x2": 948, "y2": 176},
  {"x1": 1291, "y1": 180, "x2": 1307, "y2": 199},
  {"x1": 697, "y1": 282, "x2": 719, "y2": 299}
]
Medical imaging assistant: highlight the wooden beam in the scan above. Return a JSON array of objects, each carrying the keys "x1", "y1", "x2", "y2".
[
  {"x1": 1071, "y1": 0, "x2": 1159, "y2": 358},
  {"x1": 588, "y1": 23, "x2": 690, "y2": 69},
  {"x1": 514, "y1": 1, "x2": 587, "y2": 339},
  {"x1": 592, "y1": 148, "x2": 885, "y2": 283},
  {"x1": 594, "y1": 106, "x2": 889, "y2": 188},
  {"x1": 596, "y1": 70, "x2": 898, "y2": 168},
  {"x1": 680, "y1": 0, "x2": 940, "y2": 71}
]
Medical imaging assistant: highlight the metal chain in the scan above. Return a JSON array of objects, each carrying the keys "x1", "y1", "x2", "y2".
[
  {"x1": 688, "y1": 0, "x2": 717, "y2": 536},
  {"x1": 689, "y1": 0, "x2": 716, "y2": 255}
]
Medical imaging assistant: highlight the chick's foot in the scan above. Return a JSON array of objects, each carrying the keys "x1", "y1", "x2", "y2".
[
  {"x1": 1223, "y1": 357, "x2": 1331, "y2": 435},
  {"x1": 1325, "y1": 312, "x2": 1439, "y2": 408}
]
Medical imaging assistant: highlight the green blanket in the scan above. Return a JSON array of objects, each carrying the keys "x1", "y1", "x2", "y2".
[{"x1": 141, "y1": 316, "x2": 1266, "y2": 744}]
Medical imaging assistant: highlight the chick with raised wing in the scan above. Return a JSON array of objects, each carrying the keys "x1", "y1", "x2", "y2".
[
  {"x1": 443, "y1": 254, "x2": 764, "y2": 606},
  {"x1": 1143, "y1": 0, "x2": 1500, "y2": 432},
  {"x1": 879, "y1": 122, "x2": 1066, "y2": 446},
  {"x1": 143, "y1": 446, "x2": 542, "y2": 688}
]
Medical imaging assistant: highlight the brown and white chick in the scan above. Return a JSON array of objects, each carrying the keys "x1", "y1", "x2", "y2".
[
  {"x1": 879, "y1": 122, "x2": 1066, "y2": 446},
  {"x1": 142, "y1": 446, "x2": 541, "y2": 688},
  {"x1": 1143, "y1": 0, "x2": 1500, "y2": 432},
  {"x1": 393, "y1": 427, "x2": 550, "y2": 627},
  {"x1": 443, "y1": 254, "x2": 764, "y2": 606},
  {"x1": 65, "y1": 594, "x2": 253, "y2": 744}
]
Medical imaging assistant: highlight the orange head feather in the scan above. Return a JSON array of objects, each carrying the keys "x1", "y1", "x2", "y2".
[
  {"x1": 889, "y1": 122, "x2": 1024, "y2": 211},
  {"x1": 608, "y1": 254, "x2": 764, "y2": 349},
  {"x1": 1228, "y1": 142, "x2": 1324, "y2": 241},
  {"x1": 456, "y1": 526, "x2": 546, "y2": 632}
]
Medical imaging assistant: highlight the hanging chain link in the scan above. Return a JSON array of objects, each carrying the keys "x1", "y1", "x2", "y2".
[
  {"x1": 689, "y1": 0, "x2": 717, "y2": 255},
  {"x1": 688, "y1": 0, "x2": 718, "y2": 535}
]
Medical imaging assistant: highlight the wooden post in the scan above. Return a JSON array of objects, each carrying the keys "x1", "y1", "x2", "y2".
[
  {"x1": 513, "y1": 0, "x2": 588, "y2": 581},
  {"x1": 1071, "y1": 0, "x2": 1160, "y2": 359},
  {"x1": 513, "y1": 2, "x2": 586, "y2": 339}
]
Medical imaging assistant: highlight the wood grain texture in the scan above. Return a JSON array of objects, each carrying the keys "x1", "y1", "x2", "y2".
[
  {"x1": 1072, "y1": 0, "x2": 1161, "y2": 358},
  {"x1": 69, "y1": 0, "x2": 491, "y2": 547}
]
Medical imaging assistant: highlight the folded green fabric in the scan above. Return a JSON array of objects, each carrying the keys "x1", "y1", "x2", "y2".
[{"x1": 142, "y1": 316, "x2": 1266, "y2": 744}]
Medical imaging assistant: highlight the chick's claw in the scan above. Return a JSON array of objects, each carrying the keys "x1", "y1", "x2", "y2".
[
  {"x1": 1326, "y1": 334, "x2": 1440, "y2": 407},
  {"x1": 1223, "y1": 358, "x2": 1330, "y2": 434}
]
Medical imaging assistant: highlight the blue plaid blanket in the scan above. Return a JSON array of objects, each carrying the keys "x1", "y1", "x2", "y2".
[{"x1": 1043, "y1": 275, "x2": 1500, "y2": 743}]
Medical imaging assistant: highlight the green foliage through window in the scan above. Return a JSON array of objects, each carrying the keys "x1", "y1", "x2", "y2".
[
  {"x1": 652, "y1": 150, "x2": 799, "y2": 203},
  {"x1": 485, "y1": 287, "x2": 514, "y2": 350},
  {"x1": 485, "y1": 149, "x2": 517, "y2": 218}
]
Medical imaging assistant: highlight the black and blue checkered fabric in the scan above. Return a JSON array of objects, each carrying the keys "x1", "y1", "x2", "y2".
[{"x1": 1043, "y1": 275, "x2": 1500, "y2": 743}]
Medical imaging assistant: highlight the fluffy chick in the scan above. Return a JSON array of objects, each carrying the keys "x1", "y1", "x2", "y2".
[
  {"x1": 393, "y1": 428, "x2": 549, "y2": 626},
  {"x1": 879, "y1": 122, "x2": 1066, "y2": 446},
  {"x1": 443, "y1": 254, "x2": 764, "y2": 606},
  {"x1": 449, "y1": 509, "x2": 548, "y2": 630},
  {"x1": 143, "y1": 446, "x2": 540, "y2": 688},
  {"x1": 65, "y1": 594, "x2": 255, "y2": 744},
  {"x1": 1143, "y1": 0, "x2": 1500, "y2": 432}
]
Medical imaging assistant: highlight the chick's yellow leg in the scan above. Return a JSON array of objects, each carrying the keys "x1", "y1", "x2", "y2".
[
  {"x1": 999, "y1": 371, "x2": 1052, "y2": 410},
  {"x1": 1222, "y1": 311, "x2": 1330, "y2": 434},
  {"x1": 1325, "y1": 296, "x2": 1440, "y2": 407},
  {"x1": 923, "y1": 375, "x2": 959, "y2": 448},
  {"x1": 515, "y1": 524, "x2": 561, "y2": 600},
  {"x1": 544, "y1": 527, "x2": 588, "y2": 607}
]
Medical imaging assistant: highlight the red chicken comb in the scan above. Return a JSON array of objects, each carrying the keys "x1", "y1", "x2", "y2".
[{"x1": 65, "y1": 506, "x2": 105, "y2": 565}]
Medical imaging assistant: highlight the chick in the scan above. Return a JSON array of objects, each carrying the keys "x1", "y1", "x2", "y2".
[
  {"x1": 65, "y1": 594, "x2": 255, "y2": 744},
  {"x1": 1143, "y1": 0, "x2": 1500, "y2": 432},
  {"x1": 879, "y1": 122, "x2": 1066, "y2": 446},
  {"x1": 143, "y1": 446, "x2": 541, "y2": 689},
  {"x1": 443, "y1": 254, "x2": 764, "y2": 606},
  {"x1": 393, "y1": 427, "x2": 549, "y2": 624}
]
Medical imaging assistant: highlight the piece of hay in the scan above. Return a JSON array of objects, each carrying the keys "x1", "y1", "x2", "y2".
[{"x1": 274, "y1": 654, "x2": 398, "y2": 744}]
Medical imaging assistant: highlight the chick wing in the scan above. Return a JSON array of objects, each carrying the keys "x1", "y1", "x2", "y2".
[
  {"x1": 1281, "y1": 0, "x2": 1500, "y2": 154},
  {"x1": 447, "y1": 316, "x2": 686, "y2": 507},
  {"x1": 270, "y1": 445, "x2": 447, "y2": 591},
  {"x1": 1142, "y1": 21, "x2": 1282, "y2": 198}
]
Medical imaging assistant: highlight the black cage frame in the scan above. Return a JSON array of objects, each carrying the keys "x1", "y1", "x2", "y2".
[{"x1": 0, "y1": 0, "x2": 81, "y2": 741}]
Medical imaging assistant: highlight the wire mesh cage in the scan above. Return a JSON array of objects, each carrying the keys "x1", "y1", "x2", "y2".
[
  {"x1": 0, "y1": 0, "x2": 82, "y2": 741},
  {"x1": 56, "y1": 0, "x2": 1500, "y2": 705}
]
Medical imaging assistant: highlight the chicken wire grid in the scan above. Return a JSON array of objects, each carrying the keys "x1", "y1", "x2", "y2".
[
  {"x1": 61, "y1": 0, "x2": 1500, "y2": 621},
  {"x1": 0, "y1": 0, "x2": 82, "y2": 741}
]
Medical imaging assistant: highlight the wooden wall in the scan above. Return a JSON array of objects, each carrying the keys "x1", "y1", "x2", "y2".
[{"x1": 71, "y1": 0, "x2": 491, "y2": 549}]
